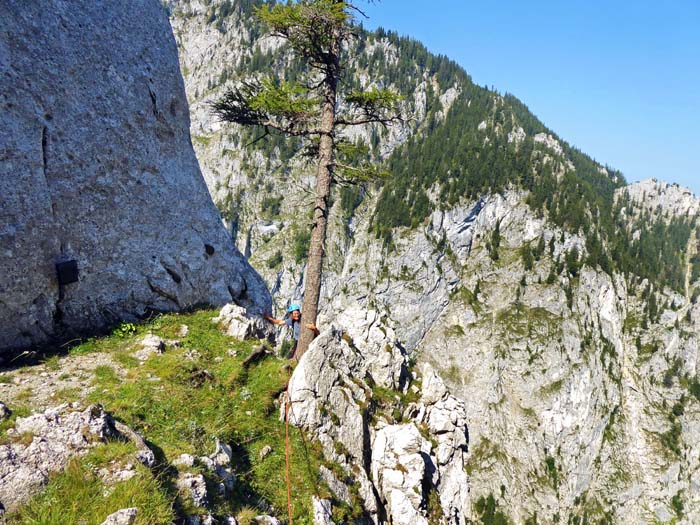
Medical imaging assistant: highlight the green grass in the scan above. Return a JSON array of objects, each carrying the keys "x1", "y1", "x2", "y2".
[
  {"x1": 42, "y1": 355, "x2": 61, "y2": 371},
  {"x1": 544, "y1": 455, "x2": 559, "y2": 489},
  {"x1": 9, "y1": 443, "x2": 174, "y2": 525},
  {"x1": 539, "y1": 378, "x2": 565, "y2": 398},
  {"x1": 465, "y1": 437, "x2": 509, "y2": 476},
  {"x1": 473, "y1": 493, "x2": 510, "y2": 525},
  {"x1": 444, "y1": 324, "x2": 466, "y2": 338},
  {"x1": 495, "y1": 304, "x2": 561, "y2": 343},
  {"x1": 9, "y1": 308, "x2": 343, "y2": 524}
]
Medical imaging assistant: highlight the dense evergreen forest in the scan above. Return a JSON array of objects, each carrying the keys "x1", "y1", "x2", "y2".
[{"x1": 195, "y1": 0, "x2": 696, "y2": 294}]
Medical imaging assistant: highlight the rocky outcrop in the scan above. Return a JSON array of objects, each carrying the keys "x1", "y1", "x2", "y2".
[
  {"x1": 0, "y1": 0, "x2": 270, "y2": 354},
  {"x1": 286, "y1": 320, "x2": 469, "y2": 524},
  {"x1": 0, "y1": 404, "x2": 149, "y2": 511},
  {"x1": 411, "y1": 365, "x2": 471, "y2": 520},
  {"x1": 620, "y1": 178, "x2": 700, "y2": 218},
  {"x1": 312, "y1": 497, "x2": 334, "y2": 525},
  {"x1": 213, "y1": 304, "x2": 272, "y2": 342},
  {"x1": 371, "y1": 424, "x2": 429, "y2": 525},
  {"x1": 286, "y1": 328, "x2": 383, "y2": 521}
]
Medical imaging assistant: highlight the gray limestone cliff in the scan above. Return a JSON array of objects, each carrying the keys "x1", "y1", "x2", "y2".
[
  {"x1": 163, "y1": 0, "x2": 700, "y2": 524},
  {"x1": 0, "y1": 0, "x2": 270, "y2": 353}
]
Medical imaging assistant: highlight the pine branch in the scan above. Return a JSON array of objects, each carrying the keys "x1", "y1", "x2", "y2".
[
  {"x1": 337, "y1": 87, "x2": 405, "y2": 127},
  {"x1": 212, "y1": 78, "x2": 323, "y2": 136}
]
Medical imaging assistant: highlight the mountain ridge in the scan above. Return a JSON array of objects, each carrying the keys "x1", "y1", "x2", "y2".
[{"x1": 168, "y1": 1, "x2": 700, "y2": 522}]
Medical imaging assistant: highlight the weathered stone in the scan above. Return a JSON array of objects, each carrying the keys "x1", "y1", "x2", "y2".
[
  {"x1": 415, "y1": 365, "x2": 470, "y2": 520},
  {"x1": 100, "y1": 507, "x2": 138, "y2": 525},
  {"x1": 371, "y1": 424, "x2": 428, "y2": 525},
  {"x1": 112, "y1": 419, "x2": 155, "y2": 468},
  {"x1": 177, "y1": 472, "x2": 208, "y2": 508},
  {"x1": 313, "y1": 497, "x2": 334, "y2": 525},
  {"x1": 133, "y1": 334, "x2": 166, "y2": 362},
  {"x1": 98, "y1": 463, "x2": 137, "y2": 484},
  {"x1": 286, "y1": 329, "x2": 380, "y2": 518},
  {"x1": 333, "y1": 305, "x2": 408, "y2": 390},
  {"x1": 199, "y1": 438, "x2": 235, "y2": 494},
  {"x1": 173, "y1": 453, "x2": 196, "y2": 468},
  {"x1": 0, "y1": 0, "x2": 270, "y2": 354},
  {"x1": 319, "y1": 465, "x2": 351, "y2": 504},
  {"x1": 214, "y1": 304, "x2": 271, "y2": 340},
  {"x1": 0, "y1": 404, "x2": 119, "y2": 510},
  {"x1": 254, "y1": 516, "x2": 281, "y2": 525}
]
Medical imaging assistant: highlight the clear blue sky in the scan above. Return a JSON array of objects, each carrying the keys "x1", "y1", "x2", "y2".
[{"x1": 361, "y1": 0, "x2": 700, "y2": 195}]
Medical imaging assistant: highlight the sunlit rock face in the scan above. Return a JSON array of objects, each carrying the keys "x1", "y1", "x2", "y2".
[
  {"x1": 167, "y1": 2, "x2": 700, "y2": 522},
  {"x1": 0, "y1": 0, "x2": 270, "y2": 353}
]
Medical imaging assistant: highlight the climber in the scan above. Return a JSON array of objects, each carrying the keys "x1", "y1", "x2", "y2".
[{"x1": 263, "y1": 303, "x2": 319, "y2": 361}]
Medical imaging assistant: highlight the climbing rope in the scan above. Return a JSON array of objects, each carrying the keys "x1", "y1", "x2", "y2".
[
  {"x1": 283, "y1": 363, "x2": 326, "y2": 525},
  {"x1": 285, "y1": 384, "x2": 294, "y2": 525}
]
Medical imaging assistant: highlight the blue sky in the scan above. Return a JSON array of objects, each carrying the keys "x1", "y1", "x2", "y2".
[{"x1": 361, "y1": 0, "x2": 699, "y2": 195}]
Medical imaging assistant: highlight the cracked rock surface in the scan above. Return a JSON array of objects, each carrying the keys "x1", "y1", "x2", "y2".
[
  {"x1": 0, "y1": 404, "x2": 132, "y2": 511},
  {"x1": 287, "y1": 323, "x2": 469, "y2": 524},
  {"x1": 0, "y1": 0, "x2": 270, "y2": 354}
]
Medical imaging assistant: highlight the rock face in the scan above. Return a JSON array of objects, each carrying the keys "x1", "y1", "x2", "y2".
[
  {"x1": 164, "y1": 3, "x2": 700, "y2": 514},
  {"x1": 287, "y1": 323, "x2": 470, "y2": 524},
  {"x1": 0, "y1": 0, "x2": 270, "y2": 353},
  {"x1": 621, "y1": 178, "x2": 700, "y2": 218},
  {"x1": 0, "y1": 404, "x2": 138, "y2": 511},
  {"x1": 371, "y1": 424, "x2": 429, "y2": 525}
]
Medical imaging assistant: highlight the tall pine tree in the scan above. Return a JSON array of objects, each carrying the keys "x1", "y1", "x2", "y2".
[{"x1": 213, "y1": 0, "x2": 402, "y2": 357}]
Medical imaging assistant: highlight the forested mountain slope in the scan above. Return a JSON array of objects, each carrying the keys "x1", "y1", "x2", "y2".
[{"x1": 166, "y1": 1, "x2": 700, "y2": 523}]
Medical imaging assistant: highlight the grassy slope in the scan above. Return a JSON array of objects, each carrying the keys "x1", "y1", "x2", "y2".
[{"x1": 6, "y1": 309, "x2": 340, "y2": 525}]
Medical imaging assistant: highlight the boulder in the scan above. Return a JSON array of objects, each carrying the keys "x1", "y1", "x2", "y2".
[
  {"x1": 199, "y1": 438, "x2": 235, "y2": 495},
  {"x1": 173, "y1": 453, "x2": 196, "y2": 468},
  {"x1": 100, "y1": 508, "x2": 138, "y2": 525},
  {"x1": 133, "y1": 334, "x2": 166, "y2": 362},
  {"x1": 213, "y1": 304, "x2": 271, "y2": 340},
  {"x1": 371, "y1": 424, "x2": 429, "y2": 525},
  {"x1": 254, "y1": 516, "x2": 281, "y2": 525},
  {"x1": 177, "y1": 472, "x2": 208, "y2": 508},
  {"x1": 0, "y1": 0, "x2": 271, "y2": 354},
  {"x1": 287, "y1": 328, "x2": 471, "y2": 524},
  {"x1": 0, "y1": 404, "x2": 119, "y2": 511}
]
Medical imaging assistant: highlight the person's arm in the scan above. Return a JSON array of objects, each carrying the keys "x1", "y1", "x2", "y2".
[
  {"x1": 305, "y1": 323, "x2": 320, "y2": 336},
  {"x1": 263, "y1": 312, "x2": 285, "y2": 326}
]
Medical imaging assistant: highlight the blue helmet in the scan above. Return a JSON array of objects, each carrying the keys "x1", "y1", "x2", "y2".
[{"x1": 287, "y1": 303, "x2": 301, "y2": 313}]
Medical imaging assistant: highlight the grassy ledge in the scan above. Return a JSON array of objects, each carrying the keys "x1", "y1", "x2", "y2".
[{"x1": 7, "y1": 308, "x2": 340, "y2": 525}]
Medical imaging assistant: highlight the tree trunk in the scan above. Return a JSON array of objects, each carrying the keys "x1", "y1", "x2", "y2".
[{"x1": 296, "y1": 53, "x2": 339, "y2": 358}]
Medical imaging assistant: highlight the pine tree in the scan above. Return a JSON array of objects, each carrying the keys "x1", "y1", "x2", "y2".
[{"x1": 213, "y1": 0, "x2": 402, "y2": 357}]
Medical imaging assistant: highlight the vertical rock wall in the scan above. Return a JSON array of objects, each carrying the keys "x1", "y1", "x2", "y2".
[{"x1": 0, "y1": 0, "x2": 270, "y2": 352}]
